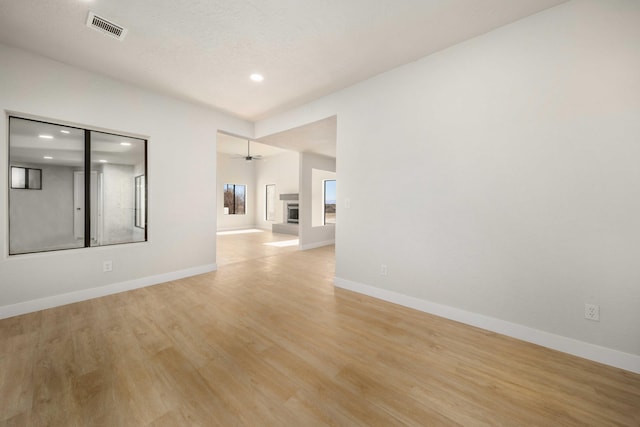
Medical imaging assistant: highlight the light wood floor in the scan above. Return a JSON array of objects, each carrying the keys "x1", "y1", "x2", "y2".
[
  {"x1": 1, "y1": 232, "x2": 639, "y2": 426},
  {"x1": 216, "y1": 229, "x2": 299, "y2": 267}
]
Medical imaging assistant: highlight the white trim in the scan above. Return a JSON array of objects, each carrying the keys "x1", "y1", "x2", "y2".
[
  {"x1": 334, "y1": 277, "x2": 640, "y2": 374},
  {"x1": 300, "y1": 239, "x2": 335, "y2": 251},
  {"x1": 0, "y1": 264, "x2": 217, "y2": 320}
]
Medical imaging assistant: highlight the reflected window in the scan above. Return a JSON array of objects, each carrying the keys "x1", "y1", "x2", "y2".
[
  {"x1": 11, "y1": 166, "x2": 42, "y2": 190},
  {"x1": 135, "y1": 175, "x2": 146, "y2": 229},
  {"x1": 8, "y1": 116, "x2": 147, "y2": 255},
  {"x1": 11, "y1": 167, "x2": 26, "y2": 189},
  {"x1": 223, "y1": 184, "x2": 246, "y2": 215}
]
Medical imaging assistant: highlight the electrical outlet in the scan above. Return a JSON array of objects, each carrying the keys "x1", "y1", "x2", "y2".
[
  {"x1": 103, "y1": 260, "x2": 113, "y2": 272},
  {"x1": 380, "y1": 264, "x2": 388, "y2": 276},
  {"x1": 345, "y1": 198, "x2": 351, "y2": 209},
  {"x1": 584, "y1": 303, "x2": 600, "y2": 321}
]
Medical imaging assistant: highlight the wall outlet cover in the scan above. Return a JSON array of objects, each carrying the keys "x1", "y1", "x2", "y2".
[
  {"x1": 584, "y1": 303, "x2": 600, "y2": 321},
  {"x1": 380, "y1": 264, "x2": 388, "y2": 276}
]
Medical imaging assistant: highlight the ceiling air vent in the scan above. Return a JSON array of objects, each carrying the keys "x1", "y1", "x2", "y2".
[{"x1": 86, "y1": 12, "x2": 127, "y2": 41}]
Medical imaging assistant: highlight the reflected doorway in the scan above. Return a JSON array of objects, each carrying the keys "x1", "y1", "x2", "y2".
[{"x1": 73, "y1": 171, "x2": 102, "y2": 244}]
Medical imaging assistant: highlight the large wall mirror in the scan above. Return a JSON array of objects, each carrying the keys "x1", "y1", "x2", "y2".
[{"x1": 8, "y1": 116, "x2": 148, "y2": 255}]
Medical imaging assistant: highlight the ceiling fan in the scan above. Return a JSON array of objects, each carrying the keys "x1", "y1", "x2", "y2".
[{"x1": 234, "y1": 140, "x2": 263, "y2": 161}]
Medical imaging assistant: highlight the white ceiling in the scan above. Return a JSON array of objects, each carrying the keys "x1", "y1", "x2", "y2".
[
  {"x1": 217, "y1": 116, "x2": 336, "y2": 159},
  {"x1": 257, "y1": 116, "x2": 337, "y2": 158},
  {"x1": 0, "y1": 0, "x2": 567, "y2": 122},
  {"x1": 217, "y1": 132, "x2": 288, "y2": 158}
]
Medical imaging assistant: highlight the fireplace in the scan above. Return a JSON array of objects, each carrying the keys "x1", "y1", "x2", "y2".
[{"x1": 286, "y1": 203, "x2": 299, "y2": 224}]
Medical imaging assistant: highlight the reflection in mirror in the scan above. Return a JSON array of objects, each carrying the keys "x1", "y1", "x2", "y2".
[
  {"x1": 28, "y1": 168, "x2": 42, "y2": 189},
  {"x1": 135, "y1": 175, "x2": 146, "y2": 229},
  {"x1": 8, "y1": 116, "x2": 147, "y2": 255},
  {"x1": 11, "y1": 167, "x2": 26, "y2": 189},
  {"x1": 11, "y1": 167, "x2": 43, "y2": 190},
  {"x1": 91, "y1": 130, "x2": 146, "y2": 246},
  {"x1": 9, "y1": 117, "x2": 85, "y2": 254}
]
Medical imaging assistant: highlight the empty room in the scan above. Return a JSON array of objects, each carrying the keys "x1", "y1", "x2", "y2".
[{"x1": 1, "y1": 0, "x2": 639, "y2": 425}]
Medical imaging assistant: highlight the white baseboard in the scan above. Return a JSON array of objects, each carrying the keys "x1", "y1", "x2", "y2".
[
  {"x1": 300, "y1": 239, "x2": 335, "y2": 251},
  {"x1": 0, "y1": 264, "x2": 217, "y2": 320},
  {"x1": 334, "y1": 277, "x2": 640, "y2": 374}
]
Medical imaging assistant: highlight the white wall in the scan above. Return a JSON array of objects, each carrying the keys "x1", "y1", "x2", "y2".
[
  {"x1": 216, "y1": 153, "x2": 256, "y2": 230},
  {"x1": 0, "y1": 43, "x2": 252, "y2": 311},
  {"x1": 299, "y1": 153, "x2": 336, "y2": 250},
  {"x1": 254, "y1": 150, "x2": 300, "y2": 229},
  {"x1": 256, "y1": 0, "x2": 640, "y2": 368}
]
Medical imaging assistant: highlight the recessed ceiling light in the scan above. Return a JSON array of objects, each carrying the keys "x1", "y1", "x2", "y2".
[
  {"x1": 43, "y1": 156, "x2": 53, "y2": 160},
  {"x1": 250, "y1": 73, "x2": 264, "y2": 82},
  {"x1": 99, "y1": 159, "x2": 108, "y2": 163},
  {"x1": 39, "y1": 134, "x2": 54, "y2": 139},
  {"x1": 60, "y1": 130, "x2": 70, "y2": 134},
  {"x1": 120, "y1": 142, "x2": 131, "y2": 146}
]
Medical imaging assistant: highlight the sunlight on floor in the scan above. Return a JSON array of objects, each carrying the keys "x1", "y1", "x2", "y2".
[
  {"x1": 264, "y1": 239, "x2": 299, "y2": 248},
  {"x1": 217, "y1": 229, "x2": 264, "y2": 236}
]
